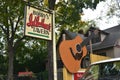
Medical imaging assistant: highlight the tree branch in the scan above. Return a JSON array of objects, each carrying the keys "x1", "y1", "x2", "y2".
[
  {"x1": 9, "y1": 17, "x2": 14, "y2": 33},
  {"x1": 15, "y1": 16, "x2": 21, "y2": 33},
  {"x1": 4, "y1": 6, "x2": 10, "y2": 41},
  {"x1": 9, "y1": 17, "x2": 14, "y2": 42},
  {"x1": 0, "y1": 25, "x2": 7, "y2": 35},
  {"x1": 10, "y1": 15, "x2": 21, "y2": 42}
]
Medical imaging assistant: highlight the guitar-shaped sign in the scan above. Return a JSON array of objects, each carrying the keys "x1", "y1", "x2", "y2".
[{"x1": 59, "y1": 29, "x2": 99, "y2": 73}]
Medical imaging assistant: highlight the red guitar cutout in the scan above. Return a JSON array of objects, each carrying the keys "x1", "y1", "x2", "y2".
[{"x1": 59, "y1": 30, "x2": 99, "y2": 73}]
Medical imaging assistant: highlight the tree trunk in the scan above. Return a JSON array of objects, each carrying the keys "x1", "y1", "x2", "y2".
[{"x1": 8, "y1": 44, "x2": 14, "y2": 80}]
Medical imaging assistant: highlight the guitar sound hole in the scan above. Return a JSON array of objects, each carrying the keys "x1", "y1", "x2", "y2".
[
  {"x1": 76, "y1": 44, "x2": 82, "y2": 52},
  {"x1": 70, "y1": 47, "x2": 83, "y2": 60}
]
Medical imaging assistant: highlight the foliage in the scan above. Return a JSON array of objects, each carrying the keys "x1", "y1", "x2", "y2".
[
  {"x1": 0, "y1": 54, "x2": 8, "y2": 74},
  {"x1": 55, "y1": 0, "x2": 103, "y2": 33},
  {"x1": 14, "y1": 38, "x2": 47, "y2": 74},
  {"x1": 0, "y1": 0, "x2": 48, "y2": 79}
]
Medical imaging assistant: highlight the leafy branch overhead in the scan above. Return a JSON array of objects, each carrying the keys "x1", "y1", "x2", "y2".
[{"x1": 55, "y1": 0, "x2": 103, "y2": 32}]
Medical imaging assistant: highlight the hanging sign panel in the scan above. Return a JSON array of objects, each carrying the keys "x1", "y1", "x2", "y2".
[{"x1": 24, "y1": 6, "x2": 53, "y2": 40}]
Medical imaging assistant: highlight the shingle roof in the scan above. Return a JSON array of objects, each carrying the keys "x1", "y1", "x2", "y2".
[
  {"x1": 104, "y1": 24, "x2": 120, "y2": 33},
  {"x1": 92, "y1": 32, "x2": 120, "y2": 50},
  {"x1": 92, "y1": 25, "x2": 120, "y2": 50}
]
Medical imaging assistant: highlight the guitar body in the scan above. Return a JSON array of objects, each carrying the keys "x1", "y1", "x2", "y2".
[{"x1": 59, "y1": 36, "x2": 87, "y2": 73}]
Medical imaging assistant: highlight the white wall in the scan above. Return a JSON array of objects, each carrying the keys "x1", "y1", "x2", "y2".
[{"x1": 101, "y1": 33, "x2": 106, "y2": 41}]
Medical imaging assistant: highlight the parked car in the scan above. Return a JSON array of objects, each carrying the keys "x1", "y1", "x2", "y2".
[{"x1": 80, "y1": 57, "x2": 120, "y2": 80}]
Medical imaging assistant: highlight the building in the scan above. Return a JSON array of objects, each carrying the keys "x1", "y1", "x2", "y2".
[{"x1": 90, "y1": 25, "x2": 120, "y2": 58}]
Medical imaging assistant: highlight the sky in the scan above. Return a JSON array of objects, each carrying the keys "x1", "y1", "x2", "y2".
[{"x1": 81, "y1": 0, "x2": 120, "y2": 30}]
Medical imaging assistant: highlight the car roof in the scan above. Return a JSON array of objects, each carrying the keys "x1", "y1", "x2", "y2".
[{"x1": 91, "y1": 57, "x2": 120, "y2": 65}]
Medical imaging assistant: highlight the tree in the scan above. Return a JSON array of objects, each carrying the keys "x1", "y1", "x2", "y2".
[
  {"x1": 0, "y1": 0, "x2": 42, "y2": 80},
  {"x1": 0, "y1": 0, "x2": 26, "y2": 79}
]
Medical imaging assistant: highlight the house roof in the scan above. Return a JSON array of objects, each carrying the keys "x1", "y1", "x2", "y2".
[
  {"x1": 92, "y1": 25, "x2": 120, "y2": 50},
  {"x1": 104, "y1": 24, "x2": 120, "y2": 33},
  {"x1": 92, "y1": 32, "x2": 120, "y2": 50}
]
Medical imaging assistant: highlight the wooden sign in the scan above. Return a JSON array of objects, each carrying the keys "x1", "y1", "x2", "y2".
[
  {"x1": 59, "y1": 29, "x2": 99, "y2": 73},
  {"x1": 24, "y1": 6, "x2": 53, "y2": 40}
]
